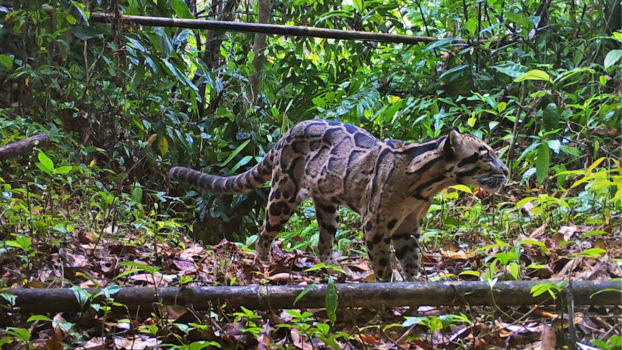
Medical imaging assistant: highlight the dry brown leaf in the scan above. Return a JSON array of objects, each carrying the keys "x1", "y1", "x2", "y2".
[
  {"x1": 113, "y1": 336, "x2": 161, "y2": 350},
  {"x1": 129, "y1": 272, "x2": 173, "y2": 285},
  {"x1": 360, "y1": 333, "x2": 379, "y2": 345},
  {"x1": 441, "y1": 250, "x2": 469, "y2": 260},
  {"x1": 540, "y1": 324, "x2": 557, "y2": 350},
  {"x1": 558, "y1": 225, "x2": 578, "y2": 240},
  {"x1": 268, "y1": 272, "x2": 295, "y2": 282},
  {"x1": 173, "y1": 259, "x2": 196, "y2": 272},
  {"x1": 78, "y1": 337, "x2": 106, "y2": 350},
  {"x1": 23, "y1": 280, "x2": 47, "y2": 288},
  {"x1": 179, "y1": 245, "x2": 206, "y2": 259},
  {"x1": 530, "y1": 224, "x2": 547, "y2": 239},
  {"x1": 290, "y1": 328, "x2": 313, "y2": 350},
  {"x1": 66, "y1": 252, "x2": 89, "y2": 267},
  {"x1": 164, "y1": 305, "x2": 187, "y2": 322}
]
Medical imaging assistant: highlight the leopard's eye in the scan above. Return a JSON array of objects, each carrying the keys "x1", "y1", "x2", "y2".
[{"x1": 482, "y1": 154, "x2": 494, "y2": 163}]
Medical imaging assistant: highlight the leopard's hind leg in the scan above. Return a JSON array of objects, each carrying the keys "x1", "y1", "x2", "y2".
[{"x1": 256, "y1": 173, "x2": 301, "y2": 262}]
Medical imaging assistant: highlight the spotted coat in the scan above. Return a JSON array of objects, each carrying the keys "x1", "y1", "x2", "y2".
[{"x1": 170, "y1": 120, "x2": 508, "y2": 281}]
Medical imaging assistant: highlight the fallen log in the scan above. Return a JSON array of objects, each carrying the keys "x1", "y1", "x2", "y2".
[
  {"x1": 90, "y1": 13, "x2": 458, "y2": 45},
  {"x1": 4, "y1": 280, "x2": 620, "y2": 313},
  {"x1": 0, "y1": 134, "x2": 50, "y2": 161}
]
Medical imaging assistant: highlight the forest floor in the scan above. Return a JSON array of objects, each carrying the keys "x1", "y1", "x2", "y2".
[{"x1": 1, "y1": 196, "x2": 621, "y2": 349}]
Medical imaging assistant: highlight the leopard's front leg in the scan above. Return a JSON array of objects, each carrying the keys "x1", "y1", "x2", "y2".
[
  {"x1": 390, "y1": 212, "x2": 422, "y2": 281},
  {"x1": 362, "y1": 217, "x2": 393, "y2": 281}
]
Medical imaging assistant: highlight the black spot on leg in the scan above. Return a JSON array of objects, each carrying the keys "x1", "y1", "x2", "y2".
[
  {"x1": 321, "y1": 205, "x2": 337, "y2": 214},
  {"x1": 310, "y1": 140, "x2": 321, "y2": 151},
  {"x1": 364, "y1": 221, "x2": 373, "y2": 232},
  {"x1": 274, "y1": 190, "x2": 282, "y2": 199},
  {"x1": 273, "y1": 173, "x2": 280, "y2": 183},
  {"x1": 387, "y1": 219, "x2": 398, "y2": 230},
  {"x1": 392, "y1": 233, "x2": 411, "y2": 241},
  {"x1": 269, "y1": 204, "x2": 280, "y2": 216},
  {"x1": 366, "y1": 241, "x2": 375, "y2": 252},
  {"x1": 372, "y1": 234, "x2": 383, "y2": 245},
  {"x1": 282, "y1": 191, "x2": 290, "y2": 198},
  {"x1": 395, "y1": 246, "x2": 409, "y2": 259},
  {"x1": 378, "y1": 258, "x2": 388, "y2": 267}
]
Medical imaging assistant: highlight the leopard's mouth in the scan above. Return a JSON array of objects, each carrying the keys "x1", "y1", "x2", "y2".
[{"x1": 478, "y1": 174, "x2": 507, "y2": 192}]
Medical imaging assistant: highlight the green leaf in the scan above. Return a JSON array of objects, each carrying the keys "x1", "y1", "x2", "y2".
[
  {"x1": 27, "y1": 315, "x2": 52, "y2": 323},
  {"x1": 220, "y1": 139, "x2": 251, "y2": 167},
  {"x1": 352, "y1": 0, "x2": 364, "y2": 12},
  {"x1": 171, "y1": 0, "x2": 195, "y2": 18},
  {"x1": 37, "y1": 151, "x2": 55, "y2": 174},
  {"x1": 514, "y1": 69, "x2": 553, "y2": 84},
  {"x1": 294, "y1": 283, "x2": 317, "y2": 305},
  {"x1": 403, "y1": 316, "x2": 427, "y2": 328},
  {"x1": 0, "y1": 54, "x2": 14, "y2": 70},
  {"x1": 53, "y1": 165, "x2": 73, "y2": 175},
  {"x1": 132, "y1": 184, "x2": 143, "y2": 204},
  {"x1": 604, "y1": 50, "x2": 622, "y2": 69},
  {"x1": 229, "y1": 155, "x2": 253, "y2": 174},
  {"x1": 449, "y1": 185, "x2": 472, "y2": 194},
  {"x1": 465, "y1": 18, "x2": 477, "y2": 36},
  {"x1": 325, "y1": 277, "x2": 338, "y2": 324},
  {"x1": 439, "y1": 64, "x2": 467, "y2": 79},
  {"x1": 536, "y1": 143, "x2": 550, "y2": 185},
  {"x1": 573, "y1": 248, "x2": 607, "y2": 258}
]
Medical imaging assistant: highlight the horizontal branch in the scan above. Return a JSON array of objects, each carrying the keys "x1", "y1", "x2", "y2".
[
  {"x1": 0, "y1": 134, "x2": 50, "y2": 161},
  {"x1": 90, "y1": 13, "x2": 458, "y2": 45},
  {"x1": 5, "y1": 280, "x2": 620, "y2": 313}
]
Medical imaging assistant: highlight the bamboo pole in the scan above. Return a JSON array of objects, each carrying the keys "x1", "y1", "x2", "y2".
[
  {"x1": 4, "y1": 280, "x2": 620, "y2": 313},
  {"x1": 0, "y1": 134, "x2": 50, "y2": 161},
  {"x1": 89, "y1": 13, "x2": 459, "y2": 45}
]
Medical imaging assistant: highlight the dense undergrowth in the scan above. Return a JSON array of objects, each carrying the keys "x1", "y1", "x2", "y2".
[{"x1": 0, "y1": 0, "x2": 621, "y2": 348}]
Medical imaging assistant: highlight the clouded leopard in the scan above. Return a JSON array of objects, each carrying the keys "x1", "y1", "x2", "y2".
[{"x1": 170, "y1": 120, "x2": 508, "y2": 281}]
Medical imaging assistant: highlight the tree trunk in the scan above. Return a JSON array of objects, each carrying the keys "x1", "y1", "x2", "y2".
[{"x1": 247, "y1": 0, "x2": 271, "y2": 103}]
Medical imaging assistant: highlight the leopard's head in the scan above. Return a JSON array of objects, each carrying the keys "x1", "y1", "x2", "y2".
[{"x1": 443, "y1": 128, "x2": 508, "y2": 192}]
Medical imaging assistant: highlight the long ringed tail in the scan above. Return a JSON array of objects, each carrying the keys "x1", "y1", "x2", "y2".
[{"x1": 169, "y1": 149, "x2": 275, "y2": 194}]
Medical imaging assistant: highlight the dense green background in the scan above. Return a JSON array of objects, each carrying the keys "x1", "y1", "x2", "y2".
[{"x1": 0, "y1": 0, "x2": 620, "y2": 241}]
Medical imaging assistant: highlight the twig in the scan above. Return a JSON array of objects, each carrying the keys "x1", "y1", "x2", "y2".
[{"x1": 566, "y1": 280, "x2": 578, "y2": 350}]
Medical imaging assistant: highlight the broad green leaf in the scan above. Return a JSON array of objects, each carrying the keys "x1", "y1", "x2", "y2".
[
  {"x1": 0, "y1": 54, "x2": 14, "y2": 70},
  {"x1": 604, "y1": 50, "x2": 622, "y2": 69},
  {"x1": 465, "y1": 18, "x2": 477, "y2": 36},
  {"x1": 220, "y1": 139, "x2": 251, "y2": 167},
  {"x1": 403, "y1": 316, "x2": 426, "y2": 328},
  {"x1": 514, "y1": 69, "x2": 553, "y2": 84},
  {"x1": 536, "y1": 143, "x2": 550, "y2": 185},
  {"x1": 37, "y1": 151, "x2": 54, "y2": 174},
  {"x1": 439, "y1": 64, "x2": 467, "y2": 79},
  {"x1": 352, "y1": 0, "x2": 364, "y2": 12},
  {"x1": 54, "y1": 165, "x2": 73, "y2": 175},
  {"x1": 325, "y1": 277, "x2": 338, "y2": 324},
  {"x1": 230, "y1": 155, "x2": 253, "y2": 174},
  {"x1": 573, "y1": 248, "x2": 607, "y2": 258},
  {"x1": 171, "y1": 0, "x2": 194, "y2": 18}
]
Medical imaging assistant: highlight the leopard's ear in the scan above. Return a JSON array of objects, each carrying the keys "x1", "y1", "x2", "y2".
[{"x1": 443, "y1": 128, "x2": 462, "y2": 160}]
